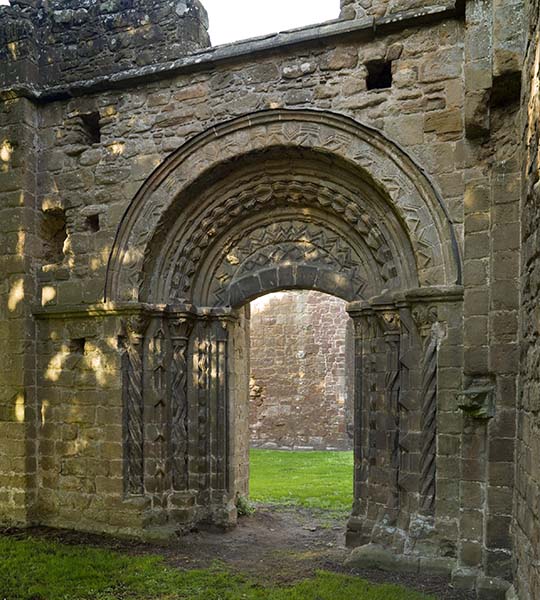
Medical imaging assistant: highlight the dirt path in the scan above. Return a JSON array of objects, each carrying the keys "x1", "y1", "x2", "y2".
[{"x1": 2, "y1": 506, "x2": 474, "y2": 599}]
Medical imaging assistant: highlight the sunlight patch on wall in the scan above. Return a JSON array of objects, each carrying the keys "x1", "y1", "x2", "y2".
[
  {"x1": 41, "y1": 400, "x2": 49, "y2": 426},
  {"x1": 85, "y1": 341, "x2": 107, "y2": 386},
  {"x1": 46, "y1": 345, "x2": 69, "y2": 382},
  {"x1": 41, "y1": 286, "x2": 57, "y2": 306},
  {"x1": 14, "y1": 392, "x2": 25, "y2": 423},
  {"x1": 16, "y1": 230, "x2": 24, "y2": 256},
  {"x1": 8, "y1": 278, "x2": 24, "y2": 312},
  {"x1": 108, "y1": 142, "x2": 125, "y2": 156},
  {"x1": 1, "y1": 139, "x2": 13, "y2": 170}
]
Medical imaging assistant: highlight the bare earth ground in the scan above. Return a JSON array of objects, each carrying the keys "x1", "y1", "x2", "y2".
[{"x1": 2, "y1": 506, "x2": 475, "y2": 600}]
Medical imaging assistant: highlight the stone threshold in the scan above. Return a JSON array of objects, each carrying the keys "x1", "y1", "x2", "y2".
[{"x1": 2, "y1": 1, "x2": 463, "y2": 103}]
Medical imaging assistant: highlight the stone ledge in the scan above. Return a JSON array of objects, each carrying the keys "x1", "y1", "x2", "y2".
[
  {"x1": 345, "y1": 543, "x2": 456, "y2": 576},
  {"x1": 31, "y1": 302, "x2": 238, "y2": 320},
  {"x1": 1, "y1": 2, "x2": 462, "y2": 102}
]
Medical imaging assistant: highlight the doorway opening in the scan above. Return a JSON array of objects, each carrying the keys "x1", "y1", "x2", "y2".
[{"x1": 244, "y1": 290, "x2": 354, "y2": 518}]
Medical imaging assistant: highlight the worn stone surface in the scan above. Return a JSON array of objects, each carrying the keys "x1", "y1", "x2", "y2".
[
  {"x1": 249, "y1": 291, "x2": 353, "y2": 451},
  {"x1": 514, "y1": 1, "x2": 540, "y2": 599},
  {"x1": 0, "y1": 1, "x2": 536, "y2": 599},
  {"x1": 0, "y1": 0, "x2": 209, "y2": 88}
]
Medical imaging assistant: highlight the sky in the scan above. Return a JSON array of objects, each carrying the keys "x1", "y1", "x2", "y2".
[
  {"x1": 0, "y1": 1, "x2": 340, "y2": 44},
  {"x1": 203, "y1": 0, "x2": 340, "y2": 46}
]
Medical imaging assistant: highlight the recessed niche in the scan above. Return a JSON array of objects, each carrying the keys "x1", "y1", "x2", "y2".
[
  {"x1": 41, "y1": 208, "x2": 67, "y2": 264},
  {"x1": 80, "y1": 112, "x2": 101, "y2": 144},
  {"x1": 69, "y1": 338, "x2": 86, "y2": 355},
  {"x1": 85, "y1": 214, "x2": 100, "y2": 233},
  {"x1": 366, "y1": 60, "x2": 393, "y2": 90}
]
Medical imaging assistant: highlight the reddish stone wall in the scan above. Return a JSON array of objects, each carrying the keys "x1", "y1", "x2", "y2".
[{"x1": 249, "y1": 291, "x2": 353, "y2": 450}]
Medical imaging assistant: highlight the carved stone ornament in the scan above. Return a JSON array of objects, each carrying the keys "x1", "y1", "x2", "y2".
[
  {"x1": 378, "y1": 309, "x2": 401, "y2": 335},
  {"x1": 119, "y1": 313, "x2": 150, "y2": 495},
  {"x1": 412, "y1": 304, "x2": 439, "y2": 337},
  {"x1": 106, "y1": 110, "x2": 461, "y2": 304},
  {"x1": 169, "y1": 315, "x2": 195, "y2": 490},
  {"x1": 457, "y1": 386, "x2": 496, "y2": 419}
]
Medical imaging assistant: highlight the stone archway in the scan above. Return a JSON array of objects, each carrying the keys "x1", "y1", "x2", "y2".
[{"x1": 106, "y1": 109, "x2": 462, "y2": 547}]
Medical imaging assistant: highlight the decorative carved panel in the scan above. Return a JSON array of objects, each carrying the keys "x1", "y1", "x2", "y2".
[
  {"x1": 412, "y1": 305, "x2": 439, "y2": 515},
  {"x1": 169, "y1": 316, "x2": 195, "y2": 491},
  {"x1": 119, "y1": 315, "x2": 150, "y2": 495},
  {"x1": 106, "y1": 110, "x2": 461, "y2": 304}
]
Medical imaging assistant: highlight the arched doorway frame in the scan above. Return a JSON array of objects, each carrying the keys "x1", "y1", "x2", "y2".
[
  {"x1": 105, "y1": 108, "x2": 461, "y2": 303},
  {"x1": 106, "y1": 109, "x2": 463, "y2": 548}
]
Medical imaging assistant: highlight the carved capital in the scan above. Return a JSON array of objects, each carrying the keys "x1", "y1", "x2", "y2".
[
  {"x1": 412, "y1": 304, "x2": 438, "y2": 337},
  {"x1": 169, "y1": 315, "x2": 195, "y2": 341},
  {"x1": 378, "y1": 309, "x2": 401, "y2": 336},
  {"x1": 121, "y1": 313, "x2": 151, "y2": 345}
]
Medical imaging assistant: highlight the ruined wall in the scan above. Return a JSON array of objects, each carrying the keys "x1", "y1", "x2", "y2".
[
  {"x1": 0, "y1": 0, "x2": 209, "y2": 88},
  {"x1": 0, "y1": 0, "x2": 531, "y2": 596},
  {"x1": 514, "y1": 1, "x2": 540, "y2": 598},
  {"x1": 31, "y1": 22, "x2": 469, "y2": 308},
  {"x1": 249, "y1": 291, "x2": 353, "y2": 451},
  {"x1": 26, "y1": 16, "x2": 469, "y2": 539},
  {"x1": 0, "y1": 97, "x2": 40, "y2": 527},
  {"x1": 340, "y1": 0, "x2": 454, "y2": 20}
]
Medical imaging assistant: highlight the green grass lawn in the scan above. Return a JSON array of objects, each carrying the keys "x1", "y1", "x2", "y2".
[
  {"x1": 249, "y1": 449, "x2": 354, "y2": 513},
  {"x1": 0, "y1": 450, "x2": 436, "y2": 599},
  {"x1": 0, "y1": 536, "x2": 435, "y2": 600}
]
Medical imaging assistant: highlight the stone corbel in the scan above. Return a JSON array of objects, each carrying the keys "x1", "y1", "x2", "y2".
[{"x1": 457, "y1": 386, "x2": 495, "y2": 420}]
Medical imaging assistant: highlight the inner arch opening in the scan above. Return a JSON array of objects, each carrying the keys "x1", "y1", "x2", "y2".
[{"x1": 236, "y1": 289, "x2": 354, "y2": 520}]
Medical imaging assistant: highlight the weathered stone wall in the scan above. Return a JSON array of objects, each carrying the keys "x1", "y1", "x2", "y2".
[
  {"x1": 0, "y1": 0, "x2": 209, "y2": 88},
  {"x1": 249, "y1": 291, "x2": 353, "y2": 451},
  {"x1": 0, "y1": 1, "x2": 532, "y2": 597},
  {"x1": 0, "y1": 97, "x2": 39, "y2": 528},
  {"x1": 514, "y1": 1, "x2": 540, "y2": 598},
  {"x1": 340, "y1": 0, "x2": 454, "y2": 20},
  {"x1": 28, "y1": 14, "x2": 471, "y2": 541}
]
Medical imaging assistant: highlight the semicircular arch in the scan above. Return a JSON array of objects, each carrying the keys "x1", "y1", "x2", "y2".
[{"x1": 105, "y1": 109, "x2": 461, "y2": 305}]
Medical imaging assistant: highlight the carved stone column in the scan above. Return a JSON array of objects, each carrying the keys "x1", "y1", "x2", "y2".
[
  {"x1": 191, "y1": 310, "x2": 235, "y2": 525},
  {"x1": 212, "y1": 317, "x2": 230, "y2": 498},
  {"x1": 194, "y1": 322, "x2": 211, "y2": 502},
  {"x1": 168, "y1": 312, "x2": 195, "y2": 491},
  {"x1": 346, "y1": 303, "x2": 376, "y2": 545},
  {"x1": 395, "y1": 305, "x2": 422, "y2": 516},
  {"x1": 412, "y1": 305, "x2": 440, "y2": 515},
  {"x1": 120, "y1": 314, "x2": 150, "y2": 496},
  {"x1": 146, "y1": 320, "x2": 169, "y2": 496},
  {"x1": 378, "y1": 308, "x2": 401, "y2": 522}
]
